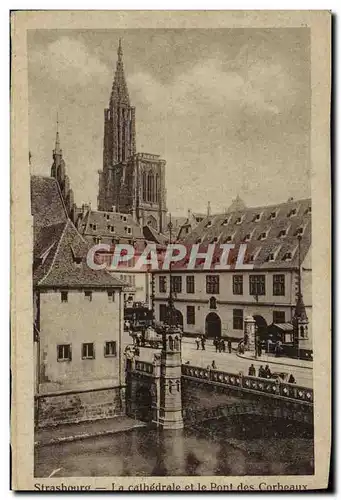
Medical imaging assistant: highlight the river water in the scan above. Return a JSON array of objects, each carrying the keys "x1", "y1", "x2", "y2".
[{"x1": 35, "y1": 416, "x2": 313, "y2": 477}]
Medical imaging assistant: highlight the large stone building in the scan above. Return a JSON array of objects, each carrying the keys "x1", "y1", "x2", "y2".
[
  {"x1": 97, "y1": 40, "x2": 167, "y2": 233},
  {"x1": 32, "y1": 175, "x2": 129, "y2": 427},
  {"x1": 153, "y1": 197, "x2": 312, "y2": 356}
]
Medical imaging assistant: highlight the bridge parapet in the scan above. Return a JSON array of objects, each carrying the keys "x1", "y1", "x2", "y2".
[{"x1": 181, "y1": 364, "x2": 313, "y2": 404}]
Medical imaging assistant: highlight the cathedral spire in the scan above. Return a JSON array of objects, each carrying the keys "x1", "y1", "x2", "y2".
[
  {"x1": 53, "y1": 113, "x2": 62, "y2": 157},
  {"x1": 111, "y1": 38, "x2": 130, "y2": 105}
]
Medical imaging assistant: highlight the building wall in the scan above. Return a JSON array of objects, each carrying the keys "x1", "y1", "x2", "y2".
[
  {"x1": 38, "y1": 288, "x2": 126, "y2": 393},
  {"x1": 111, "y1": 270, "x2": 151, "y2": 305},
  {"x1": 153, "y1": 269, "x2": 312, "y2": 348}
]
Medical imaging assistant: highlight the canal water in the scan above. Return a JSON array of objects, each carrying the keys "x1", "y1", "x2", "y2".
[{"x1": 35, "y1": 416, "x2": 313, "y2": 477}]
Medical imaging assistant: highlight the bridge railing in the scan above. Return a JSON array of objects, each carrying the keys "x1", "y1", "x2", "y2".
[{"x1": 181, "y1": 364, "x2": 313, "y2": 403}]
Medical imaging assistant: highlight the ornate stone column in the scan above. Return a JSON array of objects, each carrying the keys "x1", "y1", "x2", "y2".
[{"x1": 244, "y1": 315, "x2": 256, "y2": 354}]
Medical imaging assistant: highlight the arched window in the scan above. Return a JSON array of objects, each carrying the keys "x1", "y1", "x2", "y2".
[
  {"x1": 142, "y1": 172, "x2": 147, "y2": 201},
  {"x1": 155, "y1": 173, "x2": 160, "y2": 203},
  {"x1": 174, "y1": 336, "x2": 180, "y2": 351},
  {"x1": 151, "y1": 174, "x2": 156, "y2": 202},
  {"x1": 147, "y1": 172, "x2": 153, "y2": 202}
]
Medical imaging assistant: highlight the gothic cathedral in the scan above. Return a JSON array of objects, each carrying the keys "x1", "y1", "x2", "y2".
[{"x1": 97, "y1": 40, "x2": 167, "y2": 233}]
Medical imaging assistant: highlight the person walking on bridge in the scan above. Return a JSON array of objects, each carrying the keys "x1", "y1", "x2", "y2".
[{"x1": 248, "y1": 364, "x2": 256, "y2": 376}]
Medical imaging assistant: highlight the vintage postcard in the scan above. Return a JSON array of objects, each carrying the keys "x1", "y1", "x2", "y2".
[{"x1": 11, "y1": 10, "x2": 331, "y2": 491}]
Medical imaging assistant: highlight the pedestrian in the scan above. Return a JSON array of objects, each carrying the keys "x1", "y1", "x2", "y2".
[
  {"x1": 258, "y1": 365, "x2": 265, "y2": 378},
  {"x1": 248, "y1": 364, "x2": 256, "y2": 377},
  {"x1": 213, "y1": 337, "x2": 218, "y2": 352},
  {"x1": 257, "y1": 339, "x2": 262, "y2": 358},
  {"x1": 221, "y1": 339, "x2": 226, "y2": 353},
  {"x1": 211, "y1": 360, "x2": 217, "y2": 370},
  {"x1": 264, "y1": 365, "x2": 272, "y2": 378},
  {"x1": 201, "y1": 335, "x2": 206, "y2": 351},
  {"x1": 288, "y1": 374, "x2": 296, "y2": 384},
  {"x1": 228, "y1": 338, "x2": 232, "y2": 354},
  {"x1": 195, "y1": 336, "x2": 200, "y2": 350}
]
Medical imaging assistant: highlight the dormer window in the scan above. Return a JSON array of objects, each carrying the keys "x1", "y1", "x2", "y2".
[
  {"x1": 93, "y1": 237, "x2": 101, "y2": 244},
  {"x1": 248, "y1": 248, "x2": 261, "y2": 263},
  {"x1": 225, "y1": 235, "x2": 233, "y2": 243},
  {"x1": 93, "y1": 224, "x2": 97, "y2": 231},
  {"x1": 121, "y1": 215, "x2": 127, "y2": 222},
  {"x1": 305, "y1": 206, "x2": 311, "y2": 215},
  {"x1": 258, "y1": 231, "x2": 267, "y2": 241},
  {"x1": 288, "y1": 208, "x2": 297, "y2": 218},
  {"x1": 211, "y1": 237, "x2": 218, "y2": 243},
  {"x1": 269, "y1": 211, "x2": 277, "y2": 220},
  {"x1": 278, "y1": 228, "x2": 288, "y2": 238},
  {"x1": 196, "y1": 237, "x2": 202, "y2": 244},
  {"x1": 266, "y1": 246, "x2": 281, "y2": 262},
  {"x1": 235, "y1": 215, "x2": 244, "y2": 225},
  {"x1": 253, "y1": 213, "x2": 262, "y2": 222},
  {"x1": 282, "y1": 252, "x2": 292, "y2": 261},
  {"x1": 295, "y1": 226, "x2": 304, "y2": 236},
  {"x1": 222, "y1": 216, "x2": 231, "y2": 226},
  {"x1": 205, "y1": 220, "x2": 212, "y2": 228},
  {"x1": 244, "y1": 233, "x2": 251, "y2": 242}
]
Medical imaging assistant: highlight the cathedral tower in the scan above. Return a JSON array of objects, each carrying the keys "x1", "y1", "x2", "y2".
[{"x1": 97, "y1": 40, "x2": 167, "y2": 233}]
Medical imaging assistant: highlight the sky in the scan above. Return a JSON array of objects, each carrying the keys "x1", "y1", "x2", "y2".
[{"x1": 28, "y1": 28, "x2": 311, "y2": 215}]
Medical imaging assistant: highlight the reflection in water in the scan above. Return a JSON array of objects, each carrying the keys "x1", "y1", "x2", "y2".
[{"x1": 35, "y1": 416, "x2": 314, "y2": 477}]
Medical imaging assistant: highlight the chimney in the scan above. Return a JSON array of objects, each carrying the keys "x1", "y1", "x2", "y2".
[
  {"x1": 187, "y1": 209, "x2": 191, "y2": 219},
  {"x1": 112, "y1": 205, "x2": 116, "y2": 213},
  {"x1": 207, "y1": 201, "x2": 211, "y2": 217}
]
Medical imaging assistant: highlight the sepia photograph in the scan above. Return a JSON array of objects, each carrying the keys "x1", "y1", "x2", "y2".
[{"x1": 11, "y1": 10, "x2": 331, "y2": 491}]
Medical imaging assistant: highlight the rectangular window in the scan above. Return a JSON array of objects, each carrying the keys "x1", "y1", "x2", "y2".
[
  {"x1": 233, "y1": 275, "x2": 243, "y2": 295},
  {"x1": 273, "y1": 274, "x2": 285, "y2": 296},
  {"x1": 82, "y1": 342, "x2": 95, "y2": 359},
  {"x1": 206, "y1": 275, "x2": 220, "y2": 294},
  {"x1": 107, "y1": 290, "x2": 115, "y2": 302},
  {"x1": 171, "y1": 276, "x2": 182, "y2": 293},
  {"x1": 159, "y1": 276, "x2": 167, "y2": 293},
  {"x1": 233, "y1": 309, "x2": 243, "y2": 330},
  {"x1": 61, "y1": 291, "x2": 68, "y2": 303},
  {"x1": 57, "y1": 344, "x2": 72, "y2": 361},
  {"x1": 84, "y1": 291, "x2": 92, "y2": 302},
  {"x1": 104, "y1": 341, "x2": 117, "y2": 357},
  {"x1": 159, "y1": 304, "x2": 168, "y2": 323},
  {"x1": 186, "y1": 276, "x2": 195, "y2": 294},
  {"x1": 249, "y1": 275, "x2": 266, "y2": 296},
  {"x1": 273, "y1": 311, "x2": 286, "y2": 324},
  {"x1": 186, "y1": 305, "x2": 195, "y2": 325}
]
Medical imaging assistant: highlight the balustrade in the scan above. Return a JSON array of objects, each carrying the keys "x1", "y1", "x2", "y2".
[{"x1": 181, "y1": 364, "x2": 313, "y2": 404}]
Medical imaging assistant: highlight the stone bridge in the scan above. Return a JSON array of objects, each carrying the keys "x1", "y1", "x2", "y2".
[{"x1": 125, "y1": 357, "x2": 314, "y2": 426}]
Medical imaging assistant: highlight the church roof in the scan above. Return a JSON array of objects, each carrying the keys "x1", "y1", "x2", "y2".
[{"x1": 176, "y1": 197, "x2": 311, "y2": 270}]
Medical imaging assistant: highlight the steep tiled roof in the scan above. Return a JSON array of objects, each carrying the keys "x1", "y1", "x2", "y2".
[
  {"x1": 77, "y1": 209, "x2": 144, "y2": 242},
  {"x1": 35, "y1": 220, "x2": 125, "y2": 288},
  {"x1": 178, "y1": 198, "x2": 311, "y2": 270},
  {"x1": 31, "y1": 176, "x2": 68, "y2": 227}
]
